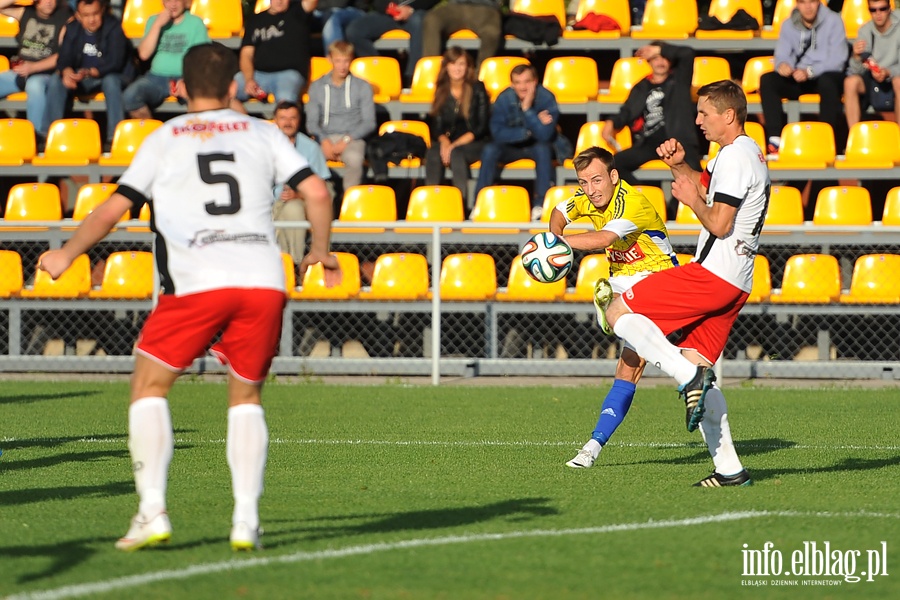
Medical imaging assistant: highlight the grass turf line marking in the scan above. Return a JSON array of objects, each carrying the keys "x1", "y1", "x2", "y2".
[{"x1": 6, "y1": 510, "x2": 899, "y2": 600}]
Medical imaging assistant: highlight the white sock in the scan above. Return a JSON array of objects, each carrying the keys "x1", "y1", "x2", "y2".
[
  {"x1": 613, "y1": 313, "x2": 698, "y2": 385},
  {"x1": 128, "y1": 397, "x2": 173, "y2": 517},
  {"x1": 583, "y1": 438, "x2": 602, "y2": 459},
  {"x1": 698, "y1": 385, "x2": 744, "y2": 476},
  {"x1": 227, "y1": 404, "x2": 268, "y2": 530}
]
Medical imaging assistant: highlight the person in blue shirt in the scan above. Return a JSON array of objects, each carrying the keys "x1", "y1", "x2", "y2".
[
  {"x1": 474, "y1": 63, "x2": 560, "y2": 221},
  {"x1": 272, "y1": 101, "x2": 335, "y2": 268}
]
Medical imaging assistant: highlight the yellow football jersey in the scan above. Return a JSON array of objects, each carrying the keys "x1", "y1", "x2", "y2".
[{"x1": 560, "y1": 180, "x2": 677, "y2": 276}]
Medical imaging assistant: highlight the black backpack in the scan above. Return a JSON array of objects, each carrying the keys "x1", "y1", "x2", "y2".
[
  {"x1": 502, "y1": 12, "x2": 562, "y2": 46},
  {"x1": 366, "y1": 131, "x2": 428, "y2": 181}
]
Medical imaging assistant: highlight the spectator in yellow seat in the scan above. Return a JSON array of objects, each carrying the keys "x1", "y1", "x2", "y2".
[
  {"x1": 844, "y1": 0, "x2": 900, "y2": 128},
  {"x1": 46, "y1": 0, "x2": 135, "y2": 151},
  {"x1": 425, "y1": 47, "x2": 490, "y2": 211},
  {"x1": 0, "y1": 0, "x2": 70, "y2": 144}
]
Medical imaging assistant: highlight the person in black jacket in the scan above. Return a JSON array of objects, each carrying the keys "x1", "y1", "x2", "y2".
[
  {"x1": 425, "y1": 47, "x2": 490, "y2": 209},
  {"x1": 602, "y1": 42, "x2": 701, "y2": 190},
  {"x1": 45, "y1": 0, "x2": 135, "y2": 147}
]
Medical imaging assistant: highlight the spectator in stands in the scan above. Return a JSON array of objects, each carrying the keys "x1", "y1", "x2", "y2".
[
  {"x1": 759, "y1": 0, "x2": 848, "y2": 154},
  {"x1": 422, "y1": 0, "x2": 502, "y2": 70},
  {"x1": 0, "y1": 0, "x2": 70, "y2": 144},
  {"x1": 475, "y1": 63, "x2": 560, "y2": 221},
  {"x1": 344, "y1": 0, "x2": 440, "y2": 87},
  {"x1": 425, "y1": 47, "x2": 490, "y2": 210},
  {"x1": 844, "y1": 0, "x2": 900, "y2": 128},
  {"x1": 46, "y1": 0, "x2": 134, "y2": 151},
  {"x1": 601, "y1": 42, "x2": 701, "y2": 187},
  {"x1": 313, "y1": 0, "x2": 369, "y2": 54},
  {"x1": 272, "y1": 101, "x2": 335, "y2": 269},
  {"x1": 305, "y1": 41, "x2": 376, "y2": 191},
  {"x1": 122, "y1": 0, "x2": 209, "y2": 119},
  {"x1": 232, "y1": 0, "x2": 314, "y2": 109}
]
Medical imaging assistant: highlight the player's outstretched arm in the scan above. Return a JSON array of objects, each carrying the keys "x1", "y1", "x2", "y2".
[
  {"x1": 562, "y1": 229, "x2": 619, "y2": 252},
  {"x1": 38, "y1": 193, "x2": 133, "y2": 279},
  {"x1": 295, "y1": 174, "x2": 342, "y2": 288}
]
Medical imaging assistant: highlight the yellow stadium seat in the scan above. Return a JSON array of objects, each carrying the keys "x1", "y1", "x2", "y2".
[
  {"x1": 32, "y1": 119, "x2": 101, "y2": 166},
  {"x1": 122, "y1": 0, "x2": 164, "y2": 38},
  {"x1": 842, "y1": 0, "x2": 895, "y2": 39},
  {"x1": 191, "y1": 0, "x2": 243, "y2": 38},
  {"x1": 301, "y1": 56, "x2": 332, "y2": 103},
  {"x1": 565, "y1": 0, "x2": 630, "y2": 38},
  {"x1": 765, "y1": 185, "x2": 804, "y2": 225},
  {"x1": 88, "y1": 251, "x2": 155, "y2": 299},
  {"x1": 335, "y1": 185, "x2": 397, "y2": 233},
  {"x1": 0, "y1": 15, "x2": 18, "y2": 37},
  {"x1": 835, "y1": 121, "x2": 900, "y2": 169},
  {"x1": 281, "y1": 252, "x2": 296, "y2": 293},
  {"x1": 883, "y1": 187, "x2": 900, "y2": 225},
  {"x1": 598, "y1": 57, "x2": 653, "y2": 104},
  {"x1": 0, "y1": 250, "x2": 23, "y2": 297},
  {"x1": 746, "y1": 254, "x2": 772, "y2": 303},
  {"x1": 0, "y1": 118, "x2": 35, "y2": 166},
  {"x1": 563, "y1": 121, "x2": 632, "y2": 170},
  {"x1": 563, "y1": 254, "x2": 610, "y2": 302},
  {"x1": 255, "y1": 0, "x2": 270, "y2": 12},
  {"x1": 839, "y1": 254, "x2": 900, "y2": 304},
  {"x1": 292, "y1": 252, "x2": 361, "y2": 300},
  {"x1": 5, "y1": 183, "x2": 62, "y2": 229},
  {"x1": 631, "y1": 0, "x2": 698, "y2": 39},
  {"x1": 350, "y1": 56, "x2": 402, "y2": 102},
  {"x1": 539, "y1": 185, "x2": 581, "y2": 221},
  {"x1": 400, "y1": 56, "x2": 442, "y2": 104},
  {"x1": 439, "y1": 253, "x2": 497, "y2": 300},
  {"x1": 99, "y1": 119, "x2": 163, "y2": 166},
  {"x1": 510, "y1": 0, "x2": 566, "y2": 28},
  {"x1": 768, "y1": 122, "x2": 835, "y2": 170},
  {"x1": 20, "y1": 254, "x2": 92, "y2": 299},
  {"x1": 741, "y1": 56, "x2": 774, "y2": 105},
  {"x1": 691, "y1": 56, "x2": 732, "y2": 100},
  {"x1": 812, "y1": 186, "x2": 873, "y2": 226},
  {"x1": 404, "y1": 185, "x2": 465, "y2": 233},
  {"x1": 479, "y1": 56, "x2": 531, "y2": 101},
  {"x1": 633, "y1": 185, "x2": 667, "y2": 220},
  {"x1": 496, "y1": 257, "x2": 567, "y2": 301},
  {"x1": 72, "y1": 183, "x2": 125, "y2": 223},
  {"x1": 126, "y1": 202, "x2": 152, "y2": 233},
  {"x1": 695, "y1": 0, "x2": 763, "y2": 39},
  {"x1": 708, "y1": 121, "x2": 766, "y2": 161},
  {"x1": 675, "y1": 203, "x2": 701, "y2": 224},
  {"x1": 358, "y1": 253, "x2": 431, "y2": 300},
  {"x1": 542, "y1": 56, "x2": 599, "y2": 103},
  {"x1": 377, "y1": 120, "x2": 430, "y2": 167},
  {"x1": 465, "y1": 185, "x2": 531, "y2": 233},
  {"x1": 769, "y1": 253, "x2": 841, "y2": 304}
]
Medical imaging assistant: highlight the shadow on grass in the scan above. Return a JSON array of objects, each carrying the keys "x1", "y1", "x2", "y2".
[
  {"x1": 0, "y1": 481, "x2": 134, "y2": 507},
  {"x1": 261, "y1": 497, "x2": 559, "y2": 548},
  {"x1": 0, "y1": 389, "x2": 103, "y2": 405},
  {"x1": 1, "y1": 429, "x2": 197, "y2": 451},
  {"x1": 747, "y1": 455, "x2": 900, "y2": 483},
  {"x1": 1, "y1": 448, "x2": 131, "y2": 472},
  {"x1": 613, "y1": 437, "x2": 797, "y2": 468},
  {"x1": 0, "y1": 537, "x2": 111, "y2": 584}
]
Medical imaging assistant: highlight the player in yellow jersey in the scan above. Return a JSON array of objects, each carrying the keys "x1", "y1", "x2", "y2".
[{"x1": 549, "y1": 146, "x2": 679, "y2": 468}]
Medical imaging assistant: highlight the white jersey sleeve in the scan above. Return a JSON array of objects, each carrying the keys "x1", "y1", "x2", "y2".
[
  {"x1": 694, "y1": 135, "x2": 770, "y2": 292},
  {"x1": 117, "y1": 109, "x2": 313, "y2": 296}
]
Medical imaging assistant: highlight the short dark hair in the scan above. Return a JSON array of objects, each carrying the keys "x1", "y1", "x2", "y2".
[
  {"x1": 77, "y1": 0, "x2": 107, "y2": 7},
  {"x1": 182, "y1": 43, "x2": 239, "y2": 101},
  {"x1": 274, "y1": 100, "x2": 301, "y2": 115},
  {"x1": 572, "y1": 146, "x2": 615, "y2": 176},
  {"x1": 697, "y1": 79, "x2": 748, "y2": 125},
  {"x1": 510, "y1": 63, "x2": 537, "y2": 81}
]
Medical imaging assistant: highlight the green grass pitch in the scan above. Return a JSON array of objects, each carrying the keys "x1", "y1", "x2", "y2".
[{"x1": 1, "y1": 379, "x2": 898, "y2": 599}]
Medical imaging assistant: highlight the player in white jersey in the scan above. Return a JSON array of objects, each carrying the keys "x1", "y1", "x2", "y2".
[
  {"x1": 38, "y1": 43, "x2": 341, "y2": 549},
  {"x1": 606, "y1": 80, "x2": 770, "y2": 487}
]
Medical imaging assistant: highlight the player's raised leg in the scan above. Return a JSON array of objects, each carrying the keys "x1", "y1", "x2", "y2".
[{"x1": 115, "y1": 355, "x2": 179, "y2": 551}]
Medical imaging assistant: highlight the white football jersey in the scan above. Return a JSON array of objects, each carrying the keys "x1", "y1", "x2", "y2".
[
  {"x1": 695, "y1": 134, "x2": 770, "y2": 292},
  {"x1": 117, "y1": 109, "x2": 311, "y2": 296}
]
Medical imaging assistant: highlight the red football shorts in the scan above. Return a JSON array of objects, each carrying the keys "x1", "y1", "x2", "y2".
[
  {"x1": 136, "y1": 288, "x2": 287, "y2": 383},
  {"x1": 620, "y1": 262, "x2": 749, "y2": 364}
]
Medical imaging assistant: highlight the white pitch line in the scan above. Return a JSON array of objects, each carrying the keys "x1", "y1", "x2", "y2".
[
  {"x1": 6, "y1": 510, "x2": 899, "y2": 600},
  {"x1": 3, "y1": 437, "x2": 900, "y2": 452}
]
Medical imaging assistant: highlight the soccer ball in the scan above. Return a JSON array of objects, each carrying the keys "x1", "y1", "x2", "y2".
[{"x1": 521, "y1": 232, "x2": 574, "y2": 283}]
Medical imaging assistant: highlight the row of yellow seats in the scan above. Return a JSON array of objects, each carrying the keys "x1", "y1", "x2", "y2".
[
  {"x1": 2, "y1": 182, "x2": 150, "y2": 227},
  {"x1": 753, "y1": 253, "x2": 900, "y2": 304}
]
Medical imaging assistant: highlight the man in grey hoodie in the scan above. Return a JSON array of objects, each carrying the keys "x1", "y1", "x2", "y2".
[
  {"x1": 305, "y1": 40, "x2": 377, "y2": 190},
  {"x1": 844, "y1": 0, "x2": 900, "y2": 127},
  {"x1": 759, "y1": 0, "x2": 849, "y2": 153}
]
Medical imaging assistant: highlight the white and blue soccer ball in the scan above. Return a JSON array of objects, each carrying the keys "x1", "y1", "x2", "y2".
[{"x1": 521, "y1": 232, "x2": 574, "y2": 283}]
